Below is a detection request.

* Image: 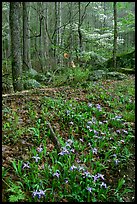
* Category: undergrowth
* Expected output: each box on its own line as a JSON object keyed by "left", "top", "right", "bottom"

{"left": 2, "top": 76, "right": 135, "bottom": 202}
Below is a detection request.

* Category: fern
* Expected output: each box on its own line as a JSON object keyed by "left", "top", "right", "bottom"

{"left": 9, "top": 192, "right": 25, "bottom": 202}
{"left": 7, "top": 183, "right": 25, "bottom": 202}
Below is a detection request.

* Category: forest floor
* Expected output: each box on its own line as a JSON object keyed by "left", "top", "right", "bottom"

{"left": 2, "top": 75, "right": 135, "bottom": 202}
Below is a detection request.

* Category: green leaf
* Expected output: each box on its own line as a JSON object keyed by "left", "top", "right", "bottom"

{"left": 117, "top": 178, "right": 125, "bottom": 191}
{"left": 9, "top": 193, "right": 25, "bottom": 202}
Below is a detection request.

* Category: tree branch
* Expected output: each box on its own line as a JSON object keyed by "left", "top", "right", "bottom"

{"left": 47, "top": 122, "right": 61, "bottom": 153}
{"left": 81, "top": 2, "right": 90, "bottom": 25}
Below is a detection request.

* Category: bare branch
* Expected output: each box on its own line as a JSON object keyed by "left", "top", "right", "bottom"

{"left": 47, "top": 122, "right": 61, "bottom": 153}
{"left": 81, "top": 2, "right": 90, "bottom": 25}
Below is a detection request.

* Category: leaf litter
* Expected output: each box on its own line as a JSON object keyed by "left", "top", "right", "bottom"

{"left": 2, "top": 76, "right": 135, "bottom": 202}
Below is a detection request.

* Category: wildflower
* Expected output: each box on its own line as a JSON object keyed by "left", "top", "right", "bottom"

{"left": 37, "top": 146, "right": 43, "bottom": 152}
{"left": 122, "top": 129, "right": 128, "bottom": 134}
{"left": 78, "top": 166, "right": 85, "bottom": 172}
{"left": 115, "top": 115, "right": 122, "bottom": 120}
{"left": 69, "top": 121, "right": 74, "bottom": 125}
{"left": 87, "top": 125, "right": 91, "bottom": 129}
{"left": 53, "top": 171, "right": 60, "bottom": 178}
{"left": 93, "top": 174, "right": 98, "bottom": 182}
{"left": 32, "top": 155, "right": 40, "bottom": 162}
{"left": 93, "top": 130, "right": 98, "bottom": 135}
{"left": 58, "top": 151, "right": 65, "bottom": 156}
{"left": 96, "top": 104, "right": 102, "bottom": 111}
{"left": 87, "top": 187, "right": 92, "bottom": 193}
{"left": 88, "top": 103, "right": 92, "bottom": 107}
{"left": 58, "top": 149, "right": 70, "bottom": 156}
{"left": 113, "top": 154, "right": 117, "bottom": 157}
{"left": 83, "top": 171, "right": 91, "bottom": 178}
{"left": 92, "top": 117, "right": 96, "bottom": 123}
{"left": 79, "top": 138, "right": 84, "bottom": 142}
{"left": 116, "top": 114, "right": 121, "bottom": 118}
{"left": 120, "top": 139, "right": 125, "bottom": 144}
{"left": 38, "top": 190, "right": 46, "bottom": 198}
{"left": 101, "top": 131, "right": 106, "bottom": 135}
{"left": 70, "top": 165, "right": 77, "bottom": 171}
{"left": 76, "top": 158, "right": 81, "bottom": 163}
{"left": 66, "top": 110, "right": 70, "bottom": 115}
{"left": 70, "top": 148, "right": 75, "bottom": 153}
{"left": 92, "top": 148, "right": 97, "bottom": 154}
{"left": 116, "top": 129, "right": 121, "bottom": 134}
{"left": 32, "top": 189, "right": 46, "bottom": 199}
{"left": 22, "top": 162, "right": 30, "bottom": 169}
{"left": 32, "top": 190, "right": 39, "bottom": 198}
{"left": 100, "top": 182, "right": 107, "bottom": 188}
{"left": 87, "top": 121, "right": 92, "bottom": 125}
{"left": 93, "top": 136, "right": 102, "bottom": 139}
{"left": 67, "top": 139, "right": 73, "bottom": 145}
{"left": 63, "top": 148, "right": 70, "bottom": 153}
{"left": 114, "top": 159, "right": 120, "bottom": 165}
{"left": 65, "top": 143, "right": 71, "bottom": 148}
{"left": 99, "top": 121, "right": 103, "bottom": 125}
{"left": 64, "top": 178, "right": 69, "bottom": 183}
{"left": 97, "top": 173, "right": 105, "bottom": 180}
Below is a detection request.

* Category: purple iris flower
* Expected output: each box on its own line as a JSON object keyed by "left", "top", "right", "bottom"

{"left": 92, "top": 148, "right": 98, "bottom": 154}
{"left": 32, "top": 154, "right": 40, "bottom": 162}
{"left": 96, "top": 104, "right": 102, "bottom": 111}
{"left": 116, "top": 130, "right": 121, "bottom": 134}
{"left": 70, "top": 165, "right": 77, "bottom": 171}
{"left": 93, "top": 174, "right": 98, "bottom": 182}
{"left": 97, "top": 173, "right": 105, "bottom": 180}
{"left": 100, "top": 182, "right": 107, "bottom": 188}
{"left": 87, "top": 187, "right": 92, "bottom": 193}
{"left": 37, "top": 146, "right": 43, "bottom": 152}
{"left": 32, "top": 189, "right": 46, "bottom": 199}
{"left": 87, "top": 121, "right": 92, "bottom": 125}
{"left": 94, "top": 130, "right": 98, "bottom": 135}
{"left": 88, "top": 103, "right": 93, "bottom": 107}
{"left": 122, "top": 129, "right": 128, "bottom": 134}
{"left": 22, "top": 162, "right": 30, "bottom": 169}
{"left": 114, "top": 159, "right": 120, "bottom": 165}
{"left": 53, "top": 171, "right": 60, "bottom": 178}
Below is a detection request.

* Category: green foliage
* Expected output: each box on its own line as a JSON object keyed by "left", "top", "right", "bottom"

{"left": 24, "top": 79, "right": 41, "bottom": 90}
{"left": 2, "top": 167, "right": 9, "bottom": 179}
{"left": 2, "top": 72, "right": 134, "bottom": 202}
{"left": 7, "top": 182, "right": 25, "bottom": 202}
{"left": 52, "top": 67, "right": 89, "bottom": 86}
{"left": 122, "top": 111, "right": 135, "bottom": 122}
{"left": 11, "top": 160, "right": 23, "bottom": 176}
{"left": 104, "top": 50, "right": 135, "bottom": 69}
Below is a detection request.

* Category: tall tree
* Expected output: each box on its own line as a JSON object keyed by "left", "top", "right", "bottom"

{"left": 78, "top": 2, "right": 82, "bottom": 55}
{"left": 9, "top": 2, "right": 23, "bottom": 92}
{"left": 23, "top": 2, "right": 32, "bottom": 71}
{"left": 113, "top": 2, "right": 117, "bottom": 69}
{"left": 68, "top": 2, "right": 73, "bottom": 62}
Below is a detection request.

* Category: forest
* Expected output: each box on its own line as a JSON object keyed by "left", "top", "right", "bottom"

{"left": 2, "top": 2, "right": 135, "bottom": 202}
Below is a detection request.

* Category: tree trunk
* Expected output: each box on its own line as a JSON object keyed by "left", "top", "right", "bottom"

{"left": 23, "top": 2, "right": 31, "bottom": 71}
{"left": 44, "top": 2, "right": 50, "bottom": 70}
{"left": 57, "top": 2, "right": 62, "bottom": 66}
{"left": 69, "top": 2, "right": 73, "bottom": 62}
{"left": 9, "top": 2, "right": 23, "bottom": 92}
{"left": 113, "top": 2, "right": 117, "bottom": 69}
{"left": 78, "top": 2, "right": 82, "bottom": 66}
{"left": 39, "top": 2, "right": 46, "bottom": 72}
